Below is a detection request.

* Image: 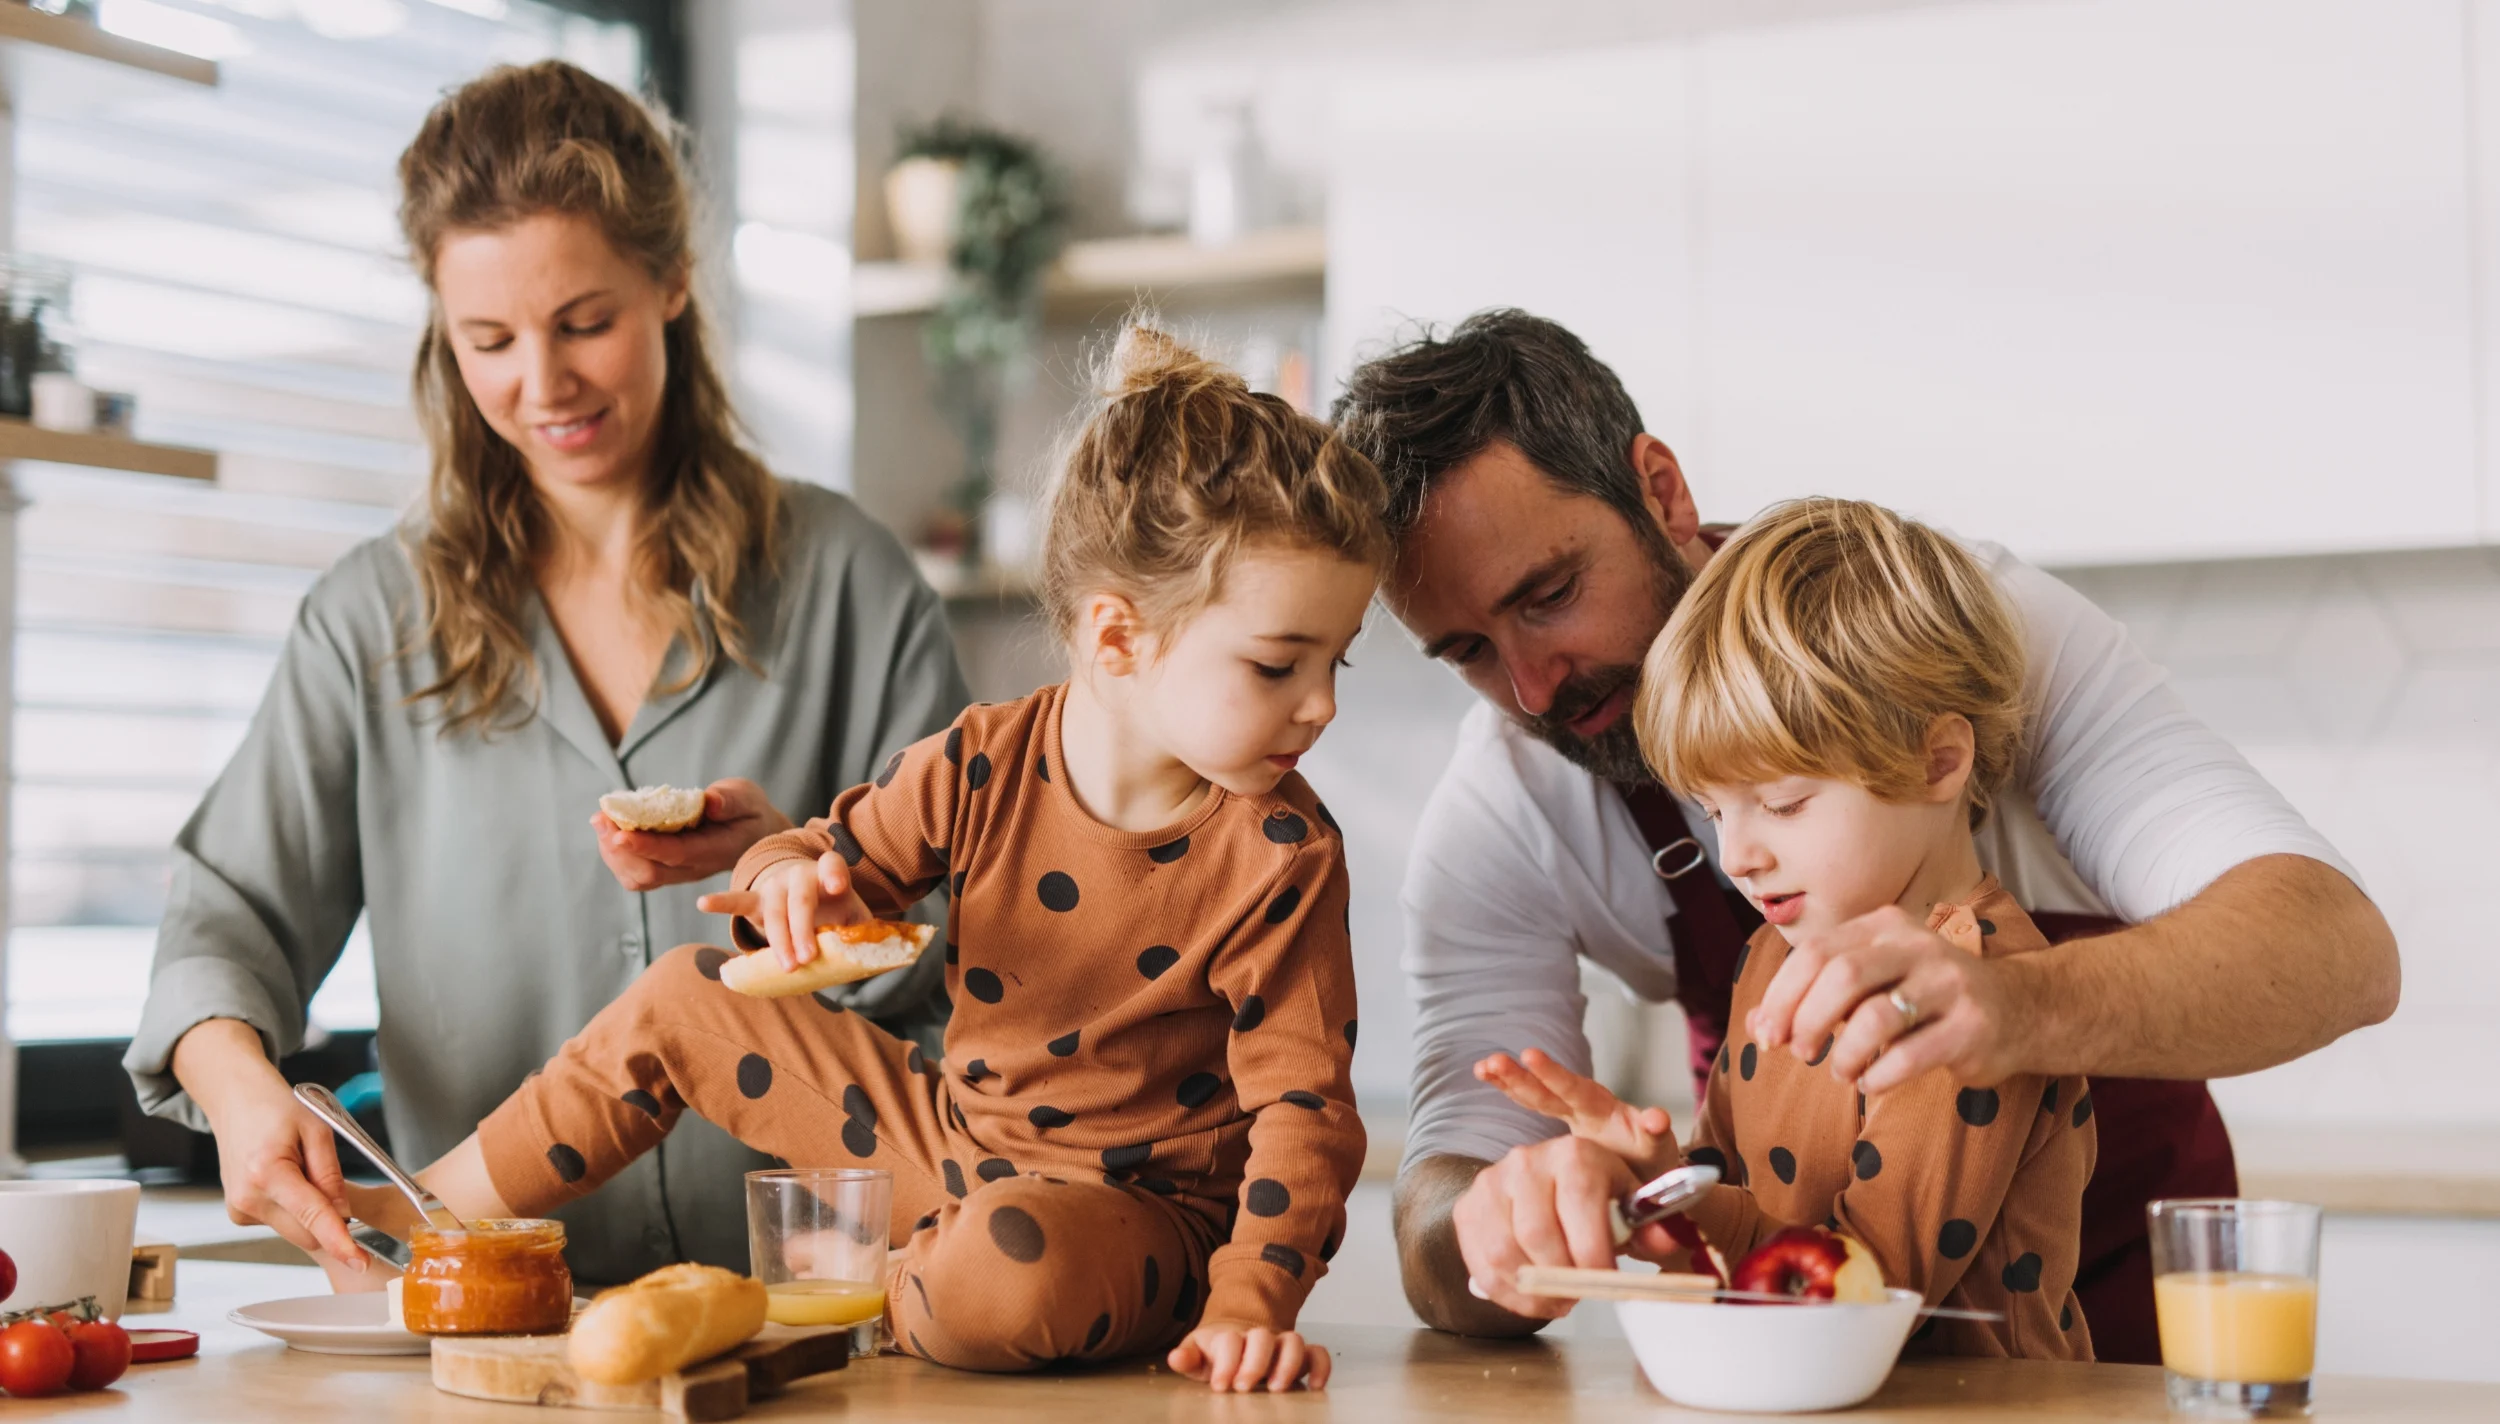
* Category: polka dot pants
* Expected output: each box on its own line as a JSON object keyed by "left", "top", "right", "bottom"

{"left": 477, "top": 944, "right": 1226, "bottom": 1371}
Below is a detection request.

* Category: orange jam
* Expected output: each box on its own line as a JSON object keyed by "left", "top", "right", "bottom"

{"left": 402, "top": 1218, "right": 572, "bottom": 1336}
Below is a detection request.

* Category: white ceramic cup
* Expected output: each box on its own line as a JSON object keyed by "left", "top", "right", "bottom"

{"left": 0, "top": 1180, "right": 143, "bottom": 1319}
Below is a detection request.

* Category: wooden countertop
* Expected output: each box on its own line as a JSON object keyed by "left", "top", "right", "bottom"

{"left": 33, "top": 1259, "right": 2496, "bottom": 1420}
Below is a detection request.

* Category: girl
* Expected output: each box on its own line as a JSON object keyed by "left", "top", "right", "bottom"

{"left": 409, "top": 324, "right": 1382, "bottom": 1392}
{"left": 1478, "top": 498, "right": 2095, "bottom": 1360}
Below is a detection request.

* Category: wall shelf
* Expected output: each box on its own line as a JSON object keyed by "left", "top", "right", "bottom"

{"left": 0, "top": 5, "right": 218, "bottom": 87}
{"left": 0, "top": 419, "right": 217, "bottom": 482}
{"left": 855, "top": 226, "right": 1325, "bottom": 321}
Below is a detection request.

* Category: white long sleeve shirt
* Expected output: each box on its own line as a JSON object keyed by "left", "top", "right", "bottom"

{"left": 1399, "top": 542, "right": 2357, "bottom": 1170}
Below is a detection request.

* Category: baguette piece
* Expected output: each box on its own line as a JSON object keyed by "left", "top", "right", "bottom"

{"left": 599, "top": 785, "right": 706, "bottom": 833}
{"left": 567, "top": 1263, "right": 767, "bottom": 1386}
{"left": 720, "top": 920, "right": 936, "bottom": 999}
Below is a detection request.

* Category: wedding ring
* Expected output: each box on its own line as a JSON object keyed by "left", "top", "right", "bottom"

{"left": 1887, "top": 987, "right": 1921, "bottom": 1028}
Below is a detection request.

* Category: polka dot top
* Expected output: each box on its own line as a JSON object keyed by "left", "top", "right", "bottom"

{"left": 1677, "top": 878, "right": 2098, "bottom": 1360}
{"left": 732, "top": 682, "right": 1365, "bottom": 1332}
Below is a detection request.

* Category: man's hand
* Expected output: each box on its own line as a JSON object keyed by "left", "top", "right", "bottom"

{"left": 1748, "top": 904, "right": 2032, "bottom": 1095}
{"left": 1449, "top": 1134, "right": 1641, "bottom": 1320}
{"left": 592, "top": 778, "right": 791, "bottom": 893}
{"left": 1168, "top": 1321, "right": 1330, "bottom": 1392}
{"left": 697, "top": 852, "right": 871, "bottom": 971}
{"left": 1474, "top": 1048, "right": 1681, "bottom": 1179}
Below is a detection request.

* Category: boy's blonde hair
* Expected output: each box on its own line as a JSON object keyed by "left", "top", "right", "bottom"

{"left": 1635, "top": 498, "right": 2026, "bottom": 824}
{"left": 1040, "top": 321, "right": 1391, "bottom": 642}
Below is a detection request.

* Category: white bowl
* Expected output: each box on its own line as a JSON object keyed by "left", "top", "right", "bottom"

{"left": 1616, "top": 1287, "right": 1923, "bottom": 1413}
{"left": 0, "top": 1179, "right": 143, "bottom": 1318}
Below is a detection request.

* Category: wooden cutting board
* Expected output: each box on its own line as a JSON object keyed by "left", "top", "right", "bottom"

{"left": 432, "top": 1324, "right": 851, "bottom": 1421}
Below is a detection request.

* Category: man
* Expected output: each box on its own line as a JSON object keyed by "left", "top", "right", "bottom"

{"left": 1333, "top": 310, "right": 2397, "bottom": 1362}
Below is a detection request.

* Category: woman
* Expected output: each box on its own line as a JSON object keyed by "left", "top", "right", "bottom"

{"left": 121, "top": 61, "right": 967, "bottom": 1286}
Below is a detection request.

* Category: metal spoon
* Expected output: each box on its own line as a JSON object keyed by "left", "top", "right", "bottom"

{"left": 293, "top": 1083, "right": 465, "bottom": 1235}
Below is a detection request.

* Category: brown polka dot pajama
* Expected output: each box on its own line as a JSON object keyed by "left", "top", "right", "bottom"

{"left": 1677, "top": 878, "right": 2097, "bottom": 1360}
{"left": 476, "top": 684, "right": 1365, "bottom": 1371}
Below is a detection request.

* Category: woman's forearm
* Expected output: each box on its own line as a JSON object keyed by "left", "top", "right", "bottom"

{"left": 169, "top": 1016, "right": 283, "bottom": 1121}
{"left": 2009, "top": 853, "right": 2399, "bottom": 1080}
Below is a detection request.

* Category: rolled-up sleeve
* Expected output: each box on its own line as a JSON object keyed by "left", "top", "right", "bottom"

{"left": 123, "top": 592, "right": 365, "bottom": 1129}
{"left": 2000, "top": 552, "right": 2362, "bottom": 920}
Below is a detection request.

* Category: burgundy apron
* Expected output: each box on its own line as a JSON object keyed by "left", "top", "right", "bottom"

{"left": 1618, "top": 782, "right": 2234, "bottom": 1364}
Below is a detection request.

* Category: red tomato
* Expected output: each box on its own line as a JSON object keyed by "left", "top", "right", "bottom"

{"left": 0, "top": 1247, "right": 14, "bottom": 1304}
{"left": 0, "top": 1320, "right": 74, "bottom": 1397}
{"left": 65, "top": 1320, "right": 131, "bottom": 1391}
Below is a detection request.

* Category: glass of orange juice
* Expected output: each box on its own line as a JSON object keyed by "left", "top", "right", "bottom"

{"left": 2149, "top": 1199, "right": 2323, "bottom": 1417}
{"left": 746, "top": 1168, "right": 892, "bottom": 1356}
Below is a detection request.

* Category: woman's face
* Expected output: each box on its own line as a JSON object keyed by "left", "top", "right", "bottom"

{"left": 430, "top": 210, "right": 687, "bottom": 497}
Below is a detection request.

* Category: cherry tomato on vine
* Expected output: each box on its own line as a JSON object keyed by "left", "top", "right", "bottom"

{"left": 65, "top": 1319, "right": 131, "bottom": 1391}
{"left": 0, "top": 1319, "right": 74, "bottom": 1397}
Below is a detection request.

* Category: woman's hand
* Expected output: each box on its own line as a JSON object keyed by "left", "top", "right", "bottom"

{"left": 695, "top": 852, "right": 870, "bottom": 971}
{"left": 1168, "top": 1321, "right": 1331, "bottom": 1392}
{"left": 170, "top": 1019, "right": 366, "bottom": 1273}
{"left": 1473, "top": 1047, "right": 1681, "bottom": 1179}
{"left": 591, "top": 778, "right": 791, "bottom": 892}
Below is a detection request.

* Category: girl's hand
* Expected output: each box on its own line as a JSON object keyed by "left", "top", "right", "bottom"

{"left": 1167, "top": 1321, "right": 1331, "bottom": 1392}
{"left": 591, "top": 778, "right": 792, "bottom": 892}
{"left": 695, "top": 852, "right": 870, "bottom": 971}
{"left": 1474, "top": 1047, "right": 1682, "bottom": 1179}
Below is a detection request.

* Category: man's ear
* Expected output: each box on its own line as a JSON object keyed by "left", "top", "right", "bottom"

{"left": 1081, "top": 590, "right": 1150, "bottom": 677}
{"left": 1629, "top": 434, "right": 1701, "bottom": 550}
{"left": 1922, "top": 714, "right": 1976, "bottom": 804}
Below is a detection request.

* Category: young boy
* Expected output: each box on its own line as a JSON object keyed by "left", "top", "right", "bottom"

{"left": 1479, "top": 497, "right": 2095, "bottom": 1359}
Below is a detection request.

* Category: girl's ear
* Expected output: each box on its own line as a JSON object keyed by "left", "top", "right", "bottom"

{"left": 1081, "top": 590, "right": 1150, "bottom": 677}
{"left": 1922, "top": 714, "right": 1976, "bottom": 804}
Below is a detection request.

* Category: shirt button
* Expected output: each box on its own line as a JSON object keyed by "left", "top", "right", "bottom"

{"left": 643, "top": 1226, "right": 671, "bottom": 1253}
{"left": 621, "top": 931, "right": 643, "bottom": 957}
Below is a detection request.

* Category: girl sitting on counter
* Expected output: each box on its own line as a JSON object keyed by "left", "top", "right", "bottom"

{"left": 1477, "top": 498, "right": 2098, "bottom": 1360}
{"left": 408, "top": 322, "right": 1380, "bottom": 1393}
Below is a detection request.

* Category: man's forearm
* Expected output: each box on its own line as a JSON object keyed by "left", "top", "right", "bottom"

{"left": 1393, "top": 1153, "right": 1547, "bottom": 1338}
{"left": 2012, "top": 854, "right": 2398, "bottom": 1079}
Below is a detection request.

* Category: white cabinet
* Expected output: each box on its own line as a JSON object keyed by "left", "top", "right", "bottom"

{"left": 1325, "top": 44, "right": 1701, "bottom": 454}
{"left": 1695, "top": 0, "right": 2479, "bottom": 563}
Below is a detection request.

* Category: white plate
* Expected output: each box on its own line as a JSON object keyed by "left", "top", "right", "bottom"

{"left": 228, "top": 1293, "right": 429, "bottom": 1356}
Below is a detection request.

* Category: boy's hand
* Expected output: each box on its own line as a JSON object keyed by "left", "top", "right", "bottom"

{"left": 694, "top": 852, "right": 870, "bottom": 971}
{"left": 1474, "top": 1047, "right": 1682, "bottom": 1179}
{"left": 1167, "top": 1321, "right": 1330, "bottom": 1392}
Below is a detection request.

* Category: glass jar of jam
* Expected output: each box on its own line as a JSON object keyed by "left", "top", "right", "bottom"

{"left": 401, "top": 1218, "right": 573, "bottom": 1336}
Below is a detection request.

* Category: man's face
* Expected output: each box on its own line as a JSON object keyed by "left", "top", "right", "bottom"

{"left": 1383, "top": 440, "right": 1690, "bottom": 782}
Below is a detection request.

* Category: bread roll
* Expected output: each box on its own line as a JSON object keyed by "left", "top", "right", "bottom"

{"left": 599, "top": 785, "right": 706, "bottom": 833}
{"left": 567, "top": 1263, "right": 767, "bottom": 1386}
{"left": 720, "top": 920, "right": 935, "bottom": 999}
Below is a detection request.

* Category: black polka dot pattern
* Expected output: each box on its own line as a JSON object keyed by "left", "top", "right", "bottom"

{"left": 1978, "top": 918, "right": 1998, "bottom": 937}
{"left": 988, "top": 1205, "right": 1045, "bottom": 1263}
{"left": 2001, "top": 1252, "right": 2043, "bottom": 1293}
{"left": 951, "top": 870, "right": 967, "bottom": 897}
{"left": 1245, "top": 1179, "right": 1291, "bottom": 1217}
{"left": 1957, "top": 1088, "right": 2001, "bottom": 1127}
{"left": 841, "top": 1084, "right": 878, "bottom": 1159}
{"left": 1136, "top": 945, "right": 1180, "bottom": 979}
{"left": 1260, "top": 1243, "right": 1306, "bottom": 1278}
{"left": 1141, "top": 1178, "right": 1178, "bottom": 1196}
{"left": 1037, "top": 872, "right": 1080, "bottom": 912}
{"left": 942, "top": 1160, "right": 967, "bottom": 1198}
{"left": 944, "top": 727, "right": 963, "bottom": 764}
{"left": 1937, "top": 1218, "right": 1978, "bottom": 1259}
{"left": 942, "top": 941, "right": 960, "bottom": 967}
{"left": 964, "top": 968, "right": 1005, "bottom": 1003}
{"left": 1344, "top": 1020, "right": 1359, "bottom": 1049}
{"left": 1176, "top": 1072, "right": 1223, "bottom": 1109}
{"left": 1232, "top": 996, "right": 1267, "bottom": 1032}
{"left": 905, "top": 1044, "right": 927, "bottom": 1075}
{"left": 815, "top": 989, "right": 850, "bottom": 1013}
{"left": 1851, "top": 1140, "right": 1882, "bottom": 1180}
{"left": 1768, "top": 1146, "right": 1797, "bottom": 1184}
{"left": 1315, "top": 801, "right": 1339, "bottom": 832}
{"left": 693, "top": 948, "right": 729, "bottom": 981}
{"left": 1027, "top": 1105, "right": 1075, "bottom": 1130}
{"left": 1037, "top": 755, "right": 1049, "bottom": 782}
{"left": 963, "top": 1058, "right": 992, "bottom": 1083}
{"left": 1173, "top": 1271, "right": 1198, "bottom": 1321}
{"left": 1281, "top": 1090, "right": 1325, "bottom": 1110}
{"left": 1739, "top": 1043, "right": 1759, "bottom": 1080}
{"left": 1716, "top": 1044, "right": 1730, "bottom": 1076}
{"left": 1733, "top": 941, "right": 1752, "bottom": 980}
{"left": 1807, "top": 1035, "right": 1834, "bottom": 1068}
{"left": 1263, "top": 811, "right": 1308, "bottom": 844}
{"left": 965, "top": 753, "right": 992, "bottom": 790}
{"left": 2060, "top": 1301, "right": 2075, "bottom": 1331}
{"left": 737, "top": 1054, "right": 773, "bottom": 1099}
{"left": 1147, "top": 837, "right": 1190, "bottom": 864}
{"left": 1320, "top": 1229, "right": 1341, "bottom": 1262}
{"left": 1263, "top": 885, "right": 1303, "bottom": 924}
{"left": 547, "top": 1143, "right": 586, "bottom": 1183}
{"left": 621, "top": 1088, "right": 663, "bottom": 1118}
{"left": 1048, "top": 1031, "right": 1080, "bottom": 1057}
{"left": 876, "top": 750, "right": 904, "bottom": 787}
{"left": 828, "top": 822, "right": 863, "bottom": 865}
{"left": 2041, "top": 1081, "right": 2060, "bottom": 1115}
{"left": 975, "top": 1157, "right": 1017, "bottom": 1183}
{"left": 2071, "top": 1091, "right": 2094, "bottom": 1128}
{"left": 914, "top": 1212, "right": 938, "bottom": 1233}
{"left": 1083, "top": 1313, "right": 1110, "bottom": 1351}
{"left": 1102, "top": 1143, "right": 1152, "bottom": 1172}
{"left": 1687, "top": 1145, "right": 1728, "bottom": 1175}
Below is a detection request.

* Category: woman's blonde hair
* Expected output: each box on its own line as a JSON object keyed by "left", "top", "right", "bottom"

{"left": 395, "top": 60, "right": 777, "bottom": 736}
{"left": 1039, "top": 321, "right": 1390, "bottom": 643}
{"left": 1635, "top": 498, "right": 2026, "bottom": 824}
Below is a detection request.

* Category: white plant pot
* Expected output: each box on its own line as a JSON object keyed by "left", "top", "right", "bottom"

{"left": 884, "top": 156, "right": 963, "bottom": 266}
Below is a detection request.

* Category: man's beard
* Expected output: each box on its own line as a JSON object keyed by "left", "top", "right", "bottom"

{"left": 1517, "top": 525, "right": 1692, "bottom": 786}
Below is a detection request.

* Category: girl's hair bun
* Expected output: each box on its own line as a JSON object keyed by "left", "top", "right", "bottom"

{"left": 1102, "top": 320, "right": 1241, "bottom": 403}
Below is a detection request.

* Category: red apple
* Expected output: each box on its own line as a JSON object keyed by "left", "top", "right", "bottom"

{"left": 1729, "top": 1226, "right": 1887, "bottom": 1303}
{"left": 1652, "top": 1213, "right": 1730, "bottom": 1286}
{"left": 0, "top": 1247, "right": 13, "bottom": 1305}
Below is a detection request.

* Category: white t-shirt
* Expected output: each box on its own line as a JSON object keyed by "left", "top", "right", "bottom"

{"left": 1400, "top": 541, "right": 2358, "bottom": 1170}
